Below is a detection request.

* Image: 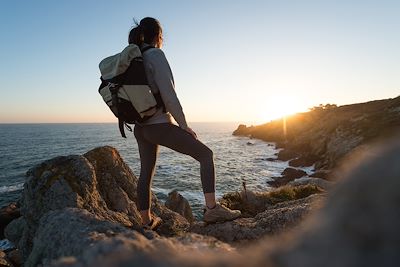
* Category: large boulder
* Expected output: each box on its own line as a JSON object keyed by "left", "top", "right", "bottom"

{"left": 5, "top": 146, "right": 189, "bottom": 263}
{"left": 83, "top": 147, "right": 190, "bottom": 236}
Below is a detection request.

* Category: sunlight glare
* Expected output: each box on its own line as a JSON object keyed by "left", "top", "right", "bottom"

{"left": 257, "top": 94, "right": 307, "bottom": 123}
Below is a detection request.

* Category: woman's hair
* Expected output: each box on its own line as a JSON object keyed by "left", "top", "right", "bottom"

{"left": 129, "top": 17, "right": 163, "bottom": 47}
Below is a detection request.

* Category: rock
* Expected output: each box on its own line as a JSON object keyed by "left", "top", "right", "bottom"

{"left": 0, "top": 203, "right": 20, "bottom": 239}
{"left": 24, "top": 208, "right": 129, "bottom": 267}
{"left": 0, "top": 250, "right": 11, "bottom": 267}
{"left": 83, "top": 147, "right": 190, "bottom": 235}
{"left": 309, "top": 170, "right": 333, "bottom": 180}
{"left": 220, "top": 185, "right": 324, "bottom": 218}
{"left": 267, "top": 179, "right": 288, "bottom": 187}
{"left": 165, "top": 190, "right": 194, "bottom": 223}
{"left": 246, "top": 142, "right": 254, "bottom": 146}
{"left": 30, "top": 209, "right": 232, "bottom": 267}
{"left": 275, "top": 141, "right": 287, "bottom": 149}
{"left": 16, "top": 152, "right": 136, "bottom": 260}
{"left": 281, "top": 168, "right": 307, "bottom": 179}
{"left": 51, "top": 232, "right": 235, "bottom": 267}
{"left": 153, "top": 207, "right": 190, "bottom": 237}
{"left": 4, "top": 217, "right": 25, "bottom": 246}
{"left": 6, "top": 249, "right": 22, "bottom": 267}
{"left": 288, "top": 177, "right": 333, "bottom": 190}
{"left": 10, "top": 146, "right": 189, "bottom": 264}
{"left": 232, "top": 124, "right": 250, "bottom": 136}
{"left": 271, "top": 135, "right": 400, "bottom": 267}
{"left": 268, "top": 168, "right": 307, "bottom": 187}
{"left": 266, "top": 157, "right": 276, "bottom": 161}
{"left": 191, "top": 194, "right": 324, "bottom": 243}
{"left": 288, "top": 154, "right": 319, "bottom": 167}
{"left": 276, "top": 149, "right": 298, "bottom": 161}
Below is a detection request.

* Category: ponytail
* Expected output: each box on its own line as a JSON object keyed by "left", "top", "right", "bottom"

{"left": 128, "top": 17, "right": 162, "bottom": 47}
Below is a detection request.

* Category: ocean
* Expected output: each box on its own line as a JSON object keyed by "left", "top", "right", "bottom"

{"left": 0, "top": 122, "right": 307, "bottom": 218}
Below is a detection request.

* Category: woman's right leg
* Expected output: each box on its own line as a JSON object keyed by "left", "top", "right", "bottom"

{"left": 134, "top": 125, "right": 159, "bottom": 225}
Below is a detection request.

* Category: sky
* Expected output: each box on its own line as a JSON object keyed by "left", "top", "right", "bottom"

{"left": 0, "top": 0, "right": 399, "bottom": 124}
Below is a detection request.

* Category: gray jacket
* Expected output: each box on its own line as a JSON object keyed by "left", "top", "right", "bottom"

{"left": 141, "top": 45, "right": 188, "bottom": 129}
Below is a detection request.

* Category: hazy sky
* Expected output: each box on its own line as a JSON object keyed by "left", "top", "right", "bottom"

{"left": 1, "top": 0, "right": 399, "bottom": 124}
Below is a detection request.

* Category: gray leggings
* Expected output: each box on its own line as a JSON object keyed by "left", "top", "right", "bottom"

{"left": 134, "top": 123, "right": 215, "bottom": 211}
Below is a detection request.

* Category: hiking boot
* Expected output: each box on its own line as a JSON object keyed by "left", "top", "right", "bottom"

{"left": 142, "top": 216, "right": 162, "bottom": 231}
{"left": 203, "top": 203, "right": 241, "bottom": 223}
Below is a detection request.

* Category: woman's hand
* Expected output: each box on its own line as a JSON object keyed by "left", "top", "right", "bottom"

{"left": 185, "top": 127, "right": 197, "bottom": 139}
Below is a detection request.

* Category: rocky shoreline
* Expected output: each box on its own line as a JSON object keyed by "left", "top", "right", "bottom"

{"left": 1, "top": 95, "right": 400, "bottom": 266}
{"left": 233, "top": 96, "right": 400, "bottom": 187}
{"left": 0, "top": 146, "right": 329, "bottom": 267}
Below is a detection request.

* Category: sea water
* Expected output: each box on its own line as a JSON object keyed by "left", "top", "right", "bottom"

{"left": 0, "top": 122, "right": 294, "bottom": 217}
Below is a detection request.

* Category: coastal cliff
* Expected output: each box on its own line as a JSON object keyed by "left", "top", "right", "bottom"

{"left": 1, "top": 139, "right": 400, "bottom": 266}
{"left": 233, "top": 96, "right": 400, "bottom": 174}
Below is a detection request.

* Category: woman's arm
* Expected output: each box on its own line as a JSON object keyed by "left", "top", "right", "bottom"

{"left": 150, "top": 49, "right": 189, "bottom": 130}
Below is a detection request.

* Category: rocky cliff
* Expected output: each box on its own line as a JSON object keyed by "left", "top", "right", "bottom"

{"left": 1, "top": 146, "right": 326, "bottom": 267}
{"left": 233, "top": 96, "right": 400, "bottom": 173}
{"left": 1, "top": 137, "right": 400, "bottom": 266}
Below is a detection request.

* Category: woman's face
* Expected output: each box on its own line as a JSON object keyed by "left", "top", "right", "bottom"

{"left": 155, "top": 32, "right": 163, "bottom": 48}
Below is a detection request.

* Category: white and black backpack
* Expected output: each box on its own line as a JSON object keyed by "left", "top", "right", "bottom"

{"left": 98, "top": 44, "right": 165, "bottom": 137}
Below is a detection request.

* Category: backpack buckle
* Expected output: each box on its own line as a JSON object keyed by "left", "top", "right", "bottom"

{"left": 108, "top": 82, "right": 121, "bottom": 93}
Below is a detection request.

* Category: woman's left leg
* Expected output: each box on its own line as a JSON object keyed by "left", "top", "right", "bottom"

{"left": 141, "top": 123, "right": 216, "bottom": 206}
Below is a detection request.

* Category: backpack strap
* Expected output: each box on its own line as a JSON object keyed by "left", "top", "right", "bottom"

{"left": 109, "top": 83, "right": 131, "bottom": 138}
{"left": 118, "top": 119, "right": 126, "bottom": 138}
{"left": 140, "top": 45, "right": 167, "bottom": 113}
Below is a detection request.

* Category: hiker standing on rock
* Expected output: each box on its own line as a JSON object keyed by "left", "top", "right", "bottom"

{"left": 129, "top": 17, "right": 241, "bottom": 229}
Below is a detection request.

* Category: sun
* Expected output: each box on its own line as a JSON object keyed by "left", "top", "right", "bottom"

{"left": 257, "top": 94, "right": 307, "bottom": 122}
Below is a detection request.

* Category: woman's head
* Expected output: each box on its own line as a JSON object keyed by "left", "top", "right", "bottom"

{"left": 129, "top": 17, "right": 163, "bottom": 48}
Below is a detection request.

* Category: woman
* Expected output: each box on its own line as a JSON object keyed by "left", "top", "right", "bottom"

{"left": 129, "top": 17, "right": 241, "bottom": 230}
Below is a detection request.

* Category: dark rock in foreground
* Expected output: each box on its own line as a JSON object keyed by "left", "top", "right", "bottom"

{"left": 0, "top": 203, "right": 20, "bottom": 239}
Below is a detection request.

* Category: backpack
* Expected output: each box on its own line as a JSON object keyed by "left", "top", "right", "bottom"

{"left": 98, "top": 44, "right": 165, "bottom": 138}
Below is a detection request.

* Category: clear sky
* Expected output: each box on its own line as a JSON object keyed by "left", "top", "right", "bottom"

{"left": 1, "top": 0, "right": 399, "bottom": 124}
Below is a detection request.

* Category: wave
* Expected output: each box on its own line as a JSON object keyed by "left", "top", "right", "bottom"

{"left": 0, "top": 239, "right": 15, "bottom": 251}
{"left": 0, "top": 183, "right": 24, "bottom": 194}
